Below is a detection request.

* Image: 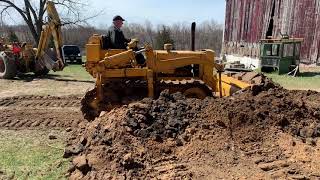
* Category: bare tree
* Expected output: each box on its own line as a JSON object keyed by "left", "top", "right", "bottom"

{"left": 1, "top": 17, "right": 223, "bottom": 53}
{"left": 144, "top": 20, "right": 154, "bottom": 47}
{"left": 0, "top": 0, "right": 100, "bottom": 44}
{"left": 117, "top": 20, "right": 224, "bottom": 53}
{"left": 62, "top": 26, "right": 96, "bottom": 48}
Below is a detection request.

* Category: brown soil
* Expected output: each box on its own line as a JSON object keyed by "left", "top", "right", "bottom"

{"left": 1, "top": 72, "right": 320, "bottom": 179}
{"left": 0, "top": 95, "right": 86, "bottom": 129}
{"left": 66, "top": 83, "right": 320, "bottom": 179}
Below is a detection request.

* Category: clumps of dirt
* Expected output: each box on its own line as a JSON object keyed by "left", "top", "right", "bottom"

{"left": 65, "top": 81, "right": 320, "bottom": 179}
{"left": 215, "top": 88, "right": 320, "bottom": 135}
{"left": 124, "top": 90, "right": 200, "bottom": 140}
{"left": 232, "top": 72, "right": 280, "bottom": 96}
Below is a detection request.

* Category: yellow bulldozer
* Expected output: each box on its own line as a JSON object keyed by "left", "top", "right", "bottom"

{"left": 0, "top": 1, "right": 64, "bottom": 79}
{"left": 81, "top": 24, "right": 259, "bottom": 121}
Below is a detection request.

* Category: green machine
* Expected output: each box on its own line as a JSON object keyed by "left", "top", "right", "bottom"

{"left": 260, "top": 36, "right": 303, "bottom": 75}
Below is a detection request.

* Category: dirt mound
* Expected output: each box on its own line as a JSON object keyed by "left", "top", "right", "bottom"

{"left": 66, "top": 84, "right": 320, "bottom": 179}
{"left": 0, "top": 95, "right": 86, "bottom": 129}
{"left": 124, "top": 91, "right": 199, "bottom": 139}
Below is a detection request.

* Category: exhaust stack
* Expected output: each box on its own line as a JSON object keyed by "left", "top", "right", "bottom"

{"left": 191, "top": 22, "right": 196, "bottom": 51}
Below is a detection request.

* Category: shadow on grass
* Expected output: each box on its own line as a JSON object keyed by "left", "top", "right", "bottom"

{"left": 15, "top": 73, "right": 94, "bottom": 83}
{"left": 299, "top": 71, "right": 320, "bottom": 77}
{"left": 262, "top": 71, "right": 320, "bottom": 78}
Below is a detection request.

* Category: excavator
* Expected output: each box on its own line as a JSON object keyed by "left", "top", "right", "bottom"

{"left": 0, "top": 1, "right": 64, "bottom": 79}
{"left": 81, "top": 23, "right": 262, "bottom": 121}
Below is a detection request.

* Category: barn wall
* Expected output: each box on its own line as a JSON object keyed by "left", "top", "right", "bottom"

{"left": 223, "top": 0, "right": 320, "bottom": 63}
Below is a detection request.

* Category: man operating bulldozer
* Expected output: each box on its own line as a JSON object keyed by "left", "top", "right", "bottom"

{"left": 103, "top": 15, "right": 131, "bottom": 49}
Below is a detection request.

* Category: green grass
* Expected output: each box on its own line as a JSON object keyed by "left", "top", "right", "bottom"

{"left": 262, "top": 67, "right": 320, "bottom": 91}
{"left": 0, "top": 130, "right": 69, "bottom": 180}
{"left": 48, "top": 56, "right": 93, "bottom": 82}
{"left": 50, "top": 64, "right": 93, "bottom": 81}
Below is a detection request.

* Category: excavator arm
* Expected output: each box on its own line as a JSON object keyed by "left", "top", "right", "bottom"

{"left": 35, "top": 1, "right": 64, "bottom": 71}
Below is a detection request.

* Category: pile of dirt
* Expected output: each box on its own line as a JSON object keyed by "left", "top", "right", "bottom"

{"left": 65, "top": 81, "right": 320, "bottom": 179}
{"left": 124, "top": 91, "right": 199, "bottom": 139}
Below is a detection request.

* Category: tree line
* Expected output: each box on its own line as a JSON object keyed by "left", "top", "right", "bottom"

{"left": 0, "top": 1, "right": 222, "bottom": 54}
{"left": 0, "top": 20, "right": 223, "bottom": 55}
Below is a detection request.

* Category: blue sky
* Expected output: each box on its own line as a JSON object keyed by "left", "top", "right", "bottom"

{"left": 1, "top": 0, "right": 226, "bottom": 27}
{"left": 88, "top": 0, "right": 226, "bottom": 27}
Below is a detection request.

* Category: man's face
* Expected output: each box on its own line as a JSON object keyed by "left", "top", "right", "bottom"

{"left": 114, "top": 20, "right": 124, "bottom": 28}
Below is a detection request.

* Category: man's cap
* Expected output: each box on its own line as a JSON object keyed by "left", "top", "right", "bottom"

{"left": 113, "top": 15, "right": 125, "bottom": 21}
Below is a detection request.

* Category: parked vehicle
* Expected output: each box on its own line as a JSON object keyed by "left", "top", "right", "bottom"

{"left": 62, "top": 45, "right": 82, "bottom": 64}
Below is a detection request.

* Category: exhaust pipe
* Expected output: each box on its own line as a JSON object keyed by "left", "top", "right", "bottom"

{"left": 191, "top": 22, "right": 199, "bottom": 76}
{"left": 191, "top": 22, "right": 196, "bottom": 51}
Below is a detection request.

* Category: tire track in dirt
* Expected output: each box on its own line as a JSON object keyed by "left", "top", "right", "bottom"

{"left": 0, "top": 95, "right": 86, "bottom": 129}
{"left": 0, "top": 95, "right": 81, "bottom": 109}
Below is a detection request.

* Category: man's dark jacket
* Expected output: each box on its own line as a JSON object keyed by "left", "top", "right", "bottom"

{"left": 105, "top": 25, "right": 130, "bottom": 49}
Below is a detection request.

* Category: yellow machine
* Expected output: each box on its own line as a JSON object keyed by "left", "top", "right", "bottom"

{"left": 0, "top": 1, "right": 64, "bottom": 79}
{"left": 82, "top": 34, "right": 254, "bottom": 121}
{"left": 35, "top": 1, "right": 64, "bottom": 72}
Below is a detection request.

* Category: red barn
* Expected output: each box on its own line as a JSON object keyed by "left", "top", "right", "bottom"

{"left": 223, "top": 0, "right": 320, "bottom": 64}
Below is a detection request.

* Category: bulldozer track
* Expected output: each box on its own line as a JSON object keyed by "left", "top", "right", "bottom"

{"left": 81, "top": 78, "right": 212, "bottom": 121}
{"left": 81, "top": 79, "right": 148, "bottom": 121}
{"left": 0, "top": 95, "right": 85, "bottom": 129}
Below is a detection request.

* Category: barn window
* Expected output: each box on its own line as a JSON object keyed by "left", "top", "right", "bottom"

{"left": 283, "top": 44, "right": 294, "bottom": 57}
{"left": 264, "top": 44, "right": 280, "bottom": 56}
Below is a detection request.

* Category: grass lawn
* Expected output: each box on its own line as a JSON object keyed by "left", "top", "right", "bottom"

{"left": 263, "top": 67, "right": 320, "bottom": 91}
{"left": 48, "top": 56, "right": 93, "bottom": 81}
{"left": 0, "top": 130, "right": 69, "bottom": 180}
{"left": 50, "top": 64, "right": 93, "bottom": 81}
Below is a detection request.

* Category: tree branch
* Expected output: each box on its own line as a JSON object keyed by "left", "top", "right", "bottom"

{"left": 39, "top": 0, "right": 47, "bottom": 19}
{"left": 0, "top": 0, "right": 103, "bottom": 44}
{"left": 0, "top": 0, "right": 28, "bottom": 23}
{"left": 23, "top": 0, "right": 39, "bottom": 41}
{"left": 61, "top": 9, "right": 103, "bottom": 26}
{"left": 25, "top": 0, "right": 38, "bottom": 21}
{"left": 0, "top": 5, "right": 11, "bottom": 24}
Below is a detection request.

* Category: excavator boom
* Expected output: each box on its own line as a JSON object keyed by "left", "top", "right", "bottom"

{"left": 36, "top": 1, "right": 64, "bottom": 71}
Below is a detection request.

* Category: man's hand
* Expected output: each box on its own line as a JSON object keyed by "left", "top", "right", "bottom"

{"left": 127, "top": 38, "right": 139, "bottom": 49}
